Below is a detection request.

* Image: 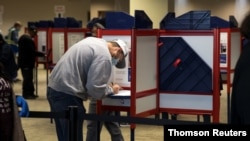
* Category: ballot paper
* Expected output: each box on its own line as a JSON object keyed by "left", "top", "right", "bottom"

{"left": 109, "top": 90, "right": 131, "bottom": 99}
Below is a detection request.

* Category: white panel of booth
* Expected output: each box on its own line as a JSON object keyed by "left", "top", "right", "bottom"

{"left": 37, "top": 30, "right": 47, "bottom": 62}
{"left": 136, "top": 94, "right": 157, "bottom": 114}
{"left": 101, "top": 32, "right": 158, "bottom": 115}
{"left": 136, "top": 36, "right": 157, "bottom": 92}
{"left": 135, "top": 35, "right": 158, "bottom": 113}
{"left": 37, "top": 31, "right": 47, "bottom": 52}
{"left": 67, "top": 32, "right": 85, "bottom": 48}
{"left": 160, "top": 93, "right": 212, "bottom": 110}
{"left": 220, "top": 32, "right": 228, "bottom": 68}
{"left": 230, "top": 32, "right": 241, "bottom": 82}
{"left": 52, "top": 32, "right": 65, "bottom": 64}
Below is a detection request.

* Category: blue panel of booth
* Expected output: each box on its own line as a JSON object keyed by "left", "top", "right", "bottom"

{"left": 105, "top": 11, "right": 134, "bottom": 29}
{"left": 134, "top": 10, "right": 153, "bottom": 29}
{"left": 54, "top": 17, "right": 67, "bottom": 28}
{"left": 66, "top": 17, "right": 82, "bottom": 28}
{"left": 211, "top": 16, "right": 238, "bottom": 28}
{"left": 160, "top": 10, "right": 211, "bottom": 30}
{"left": 159, "top": 37, "right": 212, "bottom": 93}
{"left": 38, "top": 20, "right": 54, "bottom": 28}
{"left": 160, "top": 10, "right": 238, "bottom": 30}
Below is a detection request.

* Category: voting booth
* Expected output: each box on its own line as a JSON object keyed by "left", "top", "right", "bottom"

{"left": 218, "top": 28, "right": 241, "bottom": 122}
{"left": 35, "top": 28, "right": 89, "bottom": 67}
{"left": 97, "top": 29, "right": 159, "bottom": 131}
{"left": 158, "top": 29, "right": 221, "bottom": 123}
{"left": 158, "top": 10, "right": 241, "bottom": 123}
{"left": 44, "top": 28, "right": 88, "bottom": 66}
{"left": 35, "top": 28, "right": 89, "bottom": 85}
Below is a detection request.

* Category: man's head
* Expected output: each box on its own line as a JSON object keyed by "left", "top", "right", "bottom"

{"left": 28, "top": 26, "right": 38, "bottom": 37}
{"left": 108, "top": 39, "right": 129, "bottom": 68}
{"left": 14, "top": 21, "right": 22, "bottom": 31}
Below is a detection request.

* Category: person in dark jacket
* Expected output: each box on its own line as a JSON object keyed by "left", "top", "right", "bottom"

{"left": 0, "top": 33, "right": 18, "bottom": 82}
{"left": 0, "top": 62, "right": 25, "bottom": 141}
{"left": 231, "top": 11, "right": 250, "bottom": 124}
{"left": 18, "top": 26, "right": 44, "bottom": 99}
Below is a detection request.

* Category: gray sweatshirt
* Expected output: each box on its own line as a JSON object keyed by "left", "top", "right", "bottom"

{"left": 48, "top": 37, "right": 113, "bottom": 100}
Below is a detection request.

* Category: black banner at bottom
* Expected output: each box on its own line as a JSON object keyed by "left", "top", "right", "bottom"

{"left": 164, "top": 124, "right": 250, "bottom": 137}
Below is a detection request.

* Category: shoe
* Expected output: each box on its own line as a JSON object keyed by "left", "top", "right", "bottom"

{"left": 119, "top": 122, "right": 130, "bottom": 127}
{"left": 171, "top": 114, "right": 178, "bottom": 120}
{"left": 13, "top": 78, "right": 21, "bottom": 83}
{"left": 23, "top": 95, "right": 38, "bottom": 99}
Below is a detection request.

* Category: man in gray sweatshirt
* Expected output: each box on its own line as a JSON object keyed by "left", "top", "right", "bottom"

{"left": 47, "top": 37, "right": 128, "bottom": 141}
{"left": 85, "top": 22, "right": 125, "bottom": 141}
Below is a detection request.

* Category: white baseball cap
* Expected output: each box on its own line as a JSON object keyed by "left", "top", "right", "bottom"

{"left": 112, "top": 39, "right": 129, "bottom": 68}
{"left": 113, "top": 39, "right": 128, "bottom": 57}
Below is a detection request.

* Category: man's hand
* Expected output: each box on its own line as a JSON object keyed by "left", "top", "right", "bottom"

{"left": 111, "top": 83, "right": 122, "bottom": 94}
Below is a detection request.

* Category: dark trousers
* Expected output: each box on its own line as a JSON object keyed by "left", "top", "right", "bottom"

{"left": 0, "top": 115, "right": 13, "bottom": 141}
{"left": 21, "top": 67, "right": 35, "bottom": 96}
{"left": 47, "top": 87, "right": 86, "bottom": 141}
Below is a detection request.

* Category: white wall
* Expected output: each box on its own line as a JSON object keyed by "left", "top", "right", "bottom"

{"left": 130, "top": 0, "right": 168, "bottom": 28}
{"left": 0, "top": 0, "right": 90, "bottom": 35}
{"left": 173, "top": 0, "right": 250, "bottom": 26}
{"left": 1, "top": 0, "right": 250, "bottom": 36}
{"left": 90, "top": 0, "right": 115, "bottom": 18}
{"left": 90, "top": 0, "right": 129, "bottom": 18}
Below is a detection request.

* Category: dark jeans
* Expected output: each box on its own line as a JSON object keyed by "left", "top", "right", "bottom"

{"left": 47, "top": 87, "right": 86, "bottom": 141}
{"left": 21, "top": 67, "right": 34, "bottom": 97}
{"left": 0, "top": 115, "right": 13, "bottom": 141}
{"left": 10, "top": 44, "right": 18, "bottom": 54}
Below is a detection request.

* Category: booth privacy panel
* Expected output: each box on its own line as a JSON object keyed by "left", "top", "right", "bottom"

{"left": 136, "top": 36, "right": 157, "bottom": 92}
{"left": 159, "top": 37, "right": 212, "bottom": 93}
{"left": 160, "top": 93, "right": 213, "bottom": 110}
{"left": 52, "top": 32, "right": 65, "bottom": 64}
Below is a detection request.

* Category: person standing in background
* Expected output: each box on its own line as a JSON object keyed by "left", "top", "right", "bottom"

{"left": 18, "top": 26, "right": 45, "bottom": 99}
{"left": 5, "top": 21, "right": 22, "bottom": 82}
{"left": 6, "top": 21, "right": 22, "bottom": 55}
{"left": 231, "top": 11, "right": 250, "bottom": 124}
